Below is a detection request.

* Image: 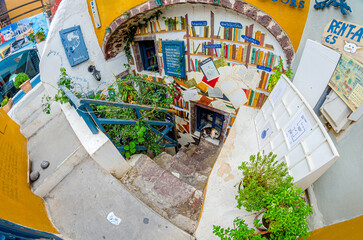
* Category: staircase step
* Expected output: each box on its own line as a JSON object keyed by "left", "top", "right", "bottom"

{"left": 174, "top": 150, "right": 212, "bottom": 176}
{"left": 191, "top": 139, "right": 222, "bottom": 167}
{"left": 121, "top": 154, "right": 203, "bottom": 234}
{"left": 154, "top": 152, "right": 208, "bottom": 190}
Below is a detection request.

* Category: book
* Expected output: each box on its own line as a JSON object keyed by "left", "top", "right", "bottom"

{"left": 253, "top": 92, "right": 260, "bottom": 107}
{"left": 251, "top": 48, "right": 256, "bottom": 64}
{"left": 260, "top": 33, "right": 265, "bottom": 46}
{"left": 258, "top": 50, "right": 264, "bottom": 66}
{"left": 228, "top": 27, "right": 232, "bottom": 40}
{"left": 255, "top": 31, "right": 261, "bottom": 42}
{"left": 248, "top": 90, "right": 255, "bottom": 106}
{"left": 258, "top": 71, "right": 265, "bottom": 89}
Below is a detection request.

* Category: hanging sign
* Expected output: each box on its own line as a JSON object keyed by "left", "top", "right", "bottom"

{"left": 322, "top": 19, "right": 363, "bottom": 63}
{"left": 191, "top": 21, "right": 207, "bottom": 27}
{"left": 220, "top": 22, "right": 242, "bottom": 29}
{"left": 162, "top": 40, "right": 186, "bottom": 79}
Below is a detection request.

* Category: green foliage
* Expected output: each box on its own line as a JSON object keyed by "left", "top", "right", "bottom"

{"left": 236, "top": 152, "right": 292, "bottom": 212}
{"left": 121, "top": 122, "right": 146, "bottom": 159}
{"left": 41, "top": 68, "right": 74, "bottom": 114}
{"left": 91, "top": 73, "right": 177, "bottom": 158}
{"left": 14, "top": 73, "right": 29, "bottom": 89}
{"left": 29, "top": 28, "right": 46, "bottom": 43}
{"left": 213, "top": 217, "right": 264, "bottom": 240}
{"left": 268, "top": 59, "right": 293, "bottom": 92}
{"left": 232, "top": 151, "right": 312, "bottom": 240}
{"left": 1, "top": 96, "right": 9, "bottom": 107}
{"left": 261, "top": 185, "right": 313, "bottom": 240}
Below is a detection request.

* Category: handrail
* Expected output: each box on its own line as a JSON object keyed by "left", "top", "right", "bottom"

{"left": 80, "top": 99, "right": 177, "bottom": 114}
{"left": 0, "top": 0, "right": 45, "bottom": 24}
{"left": 60, "top": 85, "right": 179, "bottom": 154}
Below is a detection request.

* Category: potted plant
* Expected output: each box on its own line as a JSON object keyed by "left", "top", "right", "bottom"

{"left": 1, "top": 96, "right": 13, "bottom": 112}
{"left": 14, "top": 73, "right": 32, "bottom": 93}
{"left": 254, "top": 184, "right": 313, "bottom": 239}
{"left": 29, "top": 28, "right": 46, "bottom": 43}
{"left": 236, "top": 152, "right": 293, "bottom": 212}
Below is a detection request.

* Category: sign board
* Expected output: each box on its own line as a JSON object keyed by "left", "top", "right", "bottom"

{"left": 59, "top": 25, "right": 89, "bottom": 67}
{"left": 329, "top": 54, "right": 363, "bottom": 112}
{"left": 220, "top": 21, "right": 242, "bottom": 29}
{"left": 162, "top": 40, "right": 186, "bottom": 79}
{"left": 322, "top": 19, "right": 363, "bottom": 63}
{"left": 191, "top": 21, "right": 207, "bottom": 26}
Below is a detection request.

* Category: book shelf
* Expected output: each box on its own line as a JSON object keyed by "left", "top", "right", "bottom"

{"left": 184, "top": 36, "right": 274, "bottom": 51}
{"left": 183, "top": 11, "right": 280, "bottom": 109}
{"left": 135, "top": 29, "right": 186, "bottom": 37}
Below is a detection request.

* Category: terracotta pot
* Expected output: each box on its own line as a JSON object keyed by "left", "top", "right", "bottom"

{"left": 20, "top": 80, "right": 32, "bottom": 93}
{"left": 2, "top": 98, "right": 13, "bottom": 113}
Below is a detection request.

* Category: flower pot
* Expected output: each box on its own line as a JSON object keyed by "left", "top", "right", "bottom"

{"left": 2, "top": 98, "right": 13, "bottom": 113}
{"left": 20, "top": 80, "right": 32, "bottom": 93}
{"left": 255, "top": 211, "right": 269, "bottom": 231}
{"left": 35, "top": 34, "right": 45, "bottom": 44}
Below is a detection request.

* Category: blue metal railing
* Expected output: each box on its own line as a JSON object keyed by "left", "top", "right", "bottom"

{"left": 60, "top": 85, "right": 179, "bottom": 153}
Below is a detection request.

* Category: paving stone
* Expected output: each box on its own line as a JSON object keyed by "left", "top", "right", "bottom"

{"left": 174, "top": 150, "right": 212, "bottom": 176}
{"left": 155, "top": 152, "right": 208, "bottom": 190}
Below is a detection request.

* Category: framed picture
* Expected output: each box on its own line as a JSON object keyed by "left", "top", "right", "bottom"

{"left": 59, "top": 25, "right": 89, "bottom": 67}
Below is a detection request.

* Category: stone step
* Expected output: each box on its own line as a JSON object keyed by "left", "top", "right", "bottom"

{"left": 191, "top": 139, "right": 222, "bottom": 168}
{"left": 180, "top": 143, "right": 198, "bottom": 157}
{"left": 154, "top": 152, "right": 208, "bottom": 190}
{"left": 174, "top": 150, "right": 212, "bottom": 176}
{"left": 121, "top": 154, "right": 203, "bottom": 234}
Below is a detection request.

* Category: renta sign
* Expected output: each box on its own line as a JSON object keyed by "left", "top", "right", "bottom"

{"left": 271, "top": 0, "right": 305, "bottom": 8}
{"left": 322, "top": 19, "right": 363, "bottom": 63}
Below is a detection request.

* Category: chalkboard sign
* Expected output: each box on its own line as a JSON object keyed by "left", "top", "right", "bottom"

{"left": 162, "top": 41, "right": 186, "bottom": 79}
{"left": 59, "top": 25, "right": 89, "bottom": 67}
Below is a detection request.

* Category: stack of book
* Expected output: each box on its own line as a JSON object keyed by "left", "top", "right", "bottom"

{"left": 189, "top": 26, "right": 211, "bottom": 38}
{"left": 243, "top": 89, "right": 268, "bottom": 108}
{"left": 165, "top": 16, "right": 186, "bottom": 31}
{"left": 136, "top": 20, "right": 162, "bottom": 35}
{"left": 257, "top": 71, "right": 271, "bottom": 91}
{"left": 216, "top": 27, "right": 242, "bottom": 42}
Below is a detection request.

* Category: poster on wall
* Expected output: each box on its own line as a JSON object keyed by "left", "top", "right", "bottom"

{"left": 162, "top": 40, "right": 186, "bottom": 79}
{"left": 59, "top": 25, "right": 89, "bottom": 67}
{"left": 329, "top": 54, "right": 363, "bottom": 112}
{"left": 322, "top": 19, "right": 363, "bottom": 63}
{"left": 0, "top": 12, "right": 49, "bottom": 59}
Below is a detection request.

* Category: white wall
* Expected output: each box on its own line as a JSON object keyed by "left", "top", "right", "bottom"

{"left": 40, "top": 0, "right": 128, "bottom": 96}
{"left": 291, "top": 1, "right": 363, "bottom": 227}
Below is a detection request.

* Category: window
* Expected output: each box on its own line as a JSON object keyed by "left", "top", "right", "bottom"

{"left": 139, "top": 40, "right": 158, "bottom": 71}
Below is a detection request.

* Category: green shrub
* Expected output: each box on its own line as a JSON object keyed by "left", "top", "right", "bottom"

{"left": 14, "top": 73, "right": 29, "bottom": 89}
{"left": 236, "top": 152, "right": 293, "bottom": 212}
{"left": 213, "top": 217, "right": 264, "bottom": 240}
{"left": 1, "top": 96, "right": 9, "bottom": 107}
{"left": 258, "top": 185, "right": 313, "bottom": 240}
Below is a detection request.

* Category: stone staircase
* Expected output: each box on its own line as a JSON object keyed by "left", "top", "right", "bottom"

{"left": 120, "top": 140, "right": 221, "bottom": 234}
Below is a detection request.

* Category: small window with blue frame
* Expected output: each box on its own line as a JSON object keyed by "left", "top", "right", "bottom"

{"left": 139, "top": 40, "right": 158, "bottom": 72}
